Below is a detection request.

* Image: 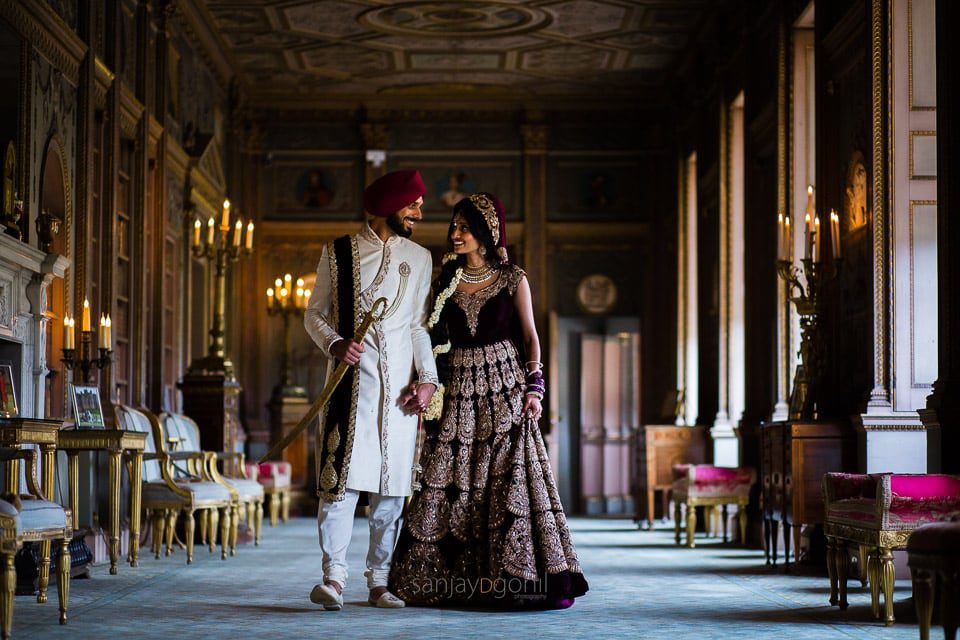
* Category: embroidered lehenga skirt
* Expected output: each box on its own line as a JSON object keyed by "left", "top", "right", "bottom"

{"left": 389, "top": 338, "right": 588, "bottom": 608}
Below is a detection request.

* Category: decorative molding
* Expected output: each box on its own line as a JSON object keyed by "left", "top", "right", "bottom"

{"left": 172, "top": 0, "right": 237, "bottom": 93}
{"left": 93, "top": 57, "right": 114, "bottom": 109}
{"left": 521, "top": 124, "right": 548, "bottom": 153}
{"left": 0, "top": 0, "right": 86, "bottom": 84}
{"left": 908, "top": 130, "right": 937, "bottom": 179}
{"left": 119, "top": 83, "right": 144, "bottom": 140}
{"left": 868, "top": 0, "right": 890, "bottom": 408}
{"left": 907, "top": 0, "right": 936, "bottom": 111}
{"left": 908, "top": 199, "right": 937, "bottom": 389}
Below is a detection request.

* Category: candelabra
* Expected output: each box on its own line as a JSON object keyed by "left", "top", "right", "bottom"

{"left": 188, "top": 200, "right": 254, "bottom": 376}
{"left": 776, "top": 190, "right": 843, "bottom": 421}
{"left": 266, "top": 274, "right": 310, "bottom": 399}
{"left": 61, "top": 299, "right": 112, "bottom": 384}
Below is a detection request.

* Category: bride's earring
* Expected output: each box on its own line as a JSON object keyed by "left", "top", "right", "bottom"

{"left": 479, "top": 246, "right": 487, "bottom": 256}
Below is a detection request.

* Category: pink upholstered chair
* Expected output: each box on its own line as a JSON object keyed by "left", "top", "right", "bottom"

{"left": 245, "top": 461, "right": 291, "bottom": 526}
{"left": 823, "top": 472, "right": 960, "bottom": 625}
{"left": 672, "top": 464, "right": 755, "bottom": 548}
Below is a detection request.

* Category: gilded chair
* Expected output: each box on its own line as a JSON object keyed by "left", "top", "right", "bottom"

{"left": 0, "top": 448, "right": 72, "bottom": 637}
{"left": 162, "top": 412, "right": 264, "bottom": 548}
{"left": 245, "top": 461, "right": 292, "bottom": 526}
{"left": 114, "top": 406, "right": 232, "bottom": 563}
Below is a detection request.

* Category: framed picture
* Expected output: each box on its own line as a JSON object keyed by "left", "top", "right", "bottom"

{"left": 0, "top": 364, "right": 17, "bottom": 418}
{"left": 70, "top": 384, "right": 105, "bottom": 429}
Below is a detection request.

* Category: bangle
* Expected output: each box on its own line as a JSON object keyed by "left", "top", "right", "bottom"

{"left": 525, "top": 361, "right": 543, "bottom": 370}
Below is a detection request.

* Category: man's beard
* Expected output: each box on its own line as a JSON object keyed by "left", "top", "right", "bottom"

{"left": 387, "top": 213, "right": 413, "bottom": 238}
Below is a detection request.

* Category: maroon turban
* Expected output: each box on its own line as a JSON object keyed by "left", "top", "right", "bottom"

{"left": 363, "top": 169, "right": 426, "bottom": 218}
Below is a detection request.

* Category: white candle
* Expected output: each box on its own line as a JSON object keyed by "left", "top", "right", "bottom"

{"left": 813, "top": 216, "right": 821, "bottom": 263}
{"left": 784, "top": 216, "right": 791, "bottom": 261}
{"left": 245, "top": 222, "right": 254, "bottom": 250}
{"left": 207, "top": 217, "right": 215, "bottom": 245}
{"left": 233, "top": 219, "right": 243, "bottom": 246}
{"left": 193, "top": 219, "right": 201, "bottom": 247}
{"left": 804, "top": 213, "right": 812, "bottom": 259}
{"left": 105, "top": 314, "right": 112, "bottom": 350}
{"left": 82, "top": 298, "right": 91, "bottom": 332}
{"left": 777, "top": 213, "right": 784, "bottom": 260}
{"left": 64, "top": 316, "right": 73, "bottom": 350}
{"left": 221, "top": 199, "right": 231, "bottom": 230}
{"left": 99, "top": 314, "right": 106, "bottom": 348}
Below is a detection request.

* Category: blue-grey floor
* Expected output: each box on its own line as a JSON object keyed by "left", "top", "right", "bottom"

{"left": 14, "top": 517, "right": 927, "bottom": 639}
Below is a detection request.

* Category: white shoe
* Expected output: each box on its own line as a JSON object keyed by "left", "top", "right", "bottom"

{"left": 310, "top": 583, "right": 343, "bottom": 611}
{"left": 368, "top": 590, "right": 405, "bottom": 608}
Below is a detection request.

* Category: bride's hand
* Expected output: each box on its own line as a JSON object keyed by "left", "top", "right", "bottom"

{"left": 523, "top": 395, "right": 542, "bottom": 421}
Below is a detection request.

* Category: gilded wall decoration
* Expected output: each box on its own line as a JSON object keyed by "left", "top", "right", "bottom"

{"left": 358, "top": 2, "right": 552, "bottom": 37}
{"left": 576, "top": 274, "right": 617, "bottom": 315}
{"left": 30, "top": 51, "right": 76, "bottom": 247}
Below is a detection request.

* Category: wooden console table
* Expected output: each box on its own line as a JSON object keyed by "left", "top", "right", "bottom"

{"left": 760, "top": 420, "right": 853, "bottom": 570}
{"left": 57, "top": 428, "right": 147, "bottom": 574}
{"left": 634, "top": 424, "right": 707, "bottom": 528}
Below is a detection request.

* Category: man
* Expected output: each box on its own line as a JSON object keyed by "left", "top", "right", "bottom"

{"left": 304, "top": 169, "right": 438, "bottom": 610}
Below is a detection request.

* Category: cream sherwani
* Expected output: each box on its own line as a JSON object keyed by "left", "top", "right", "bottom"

{"left": 305, "top": 223, "right": 438, "bottom": 497}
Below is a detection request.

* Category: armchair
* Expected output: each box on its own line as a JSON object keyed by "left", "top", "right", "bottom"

{"left": 162, "top": 413, "right": 264, "bottom": 548}
{"left": 0, "top": 447, "right": 72, "bottom": 637}
{"left": 114, "top": 406, "right": 232, "bottom": 563}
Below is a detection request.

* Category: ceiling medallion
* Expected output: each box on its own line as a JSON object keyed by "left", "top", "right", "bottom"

{"left": 358, "top": 1, "right": 552, "bottom": 38}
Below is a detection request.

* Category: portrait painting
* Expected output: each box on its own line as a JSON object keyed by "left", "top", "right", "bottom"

{"left": 434, "top": 171, "right": 476, "bottom": 208}
{"left": 844, "top": 151, "right": 869, "bottom": 232}
{"left": 296, "top": 169, "right": 335, "bottom": 208}
{"left": 0, "top": 364, "right": 17, "bottom": 418}
{"left": 70, "top": 383, "right": 105, "bottom": 428}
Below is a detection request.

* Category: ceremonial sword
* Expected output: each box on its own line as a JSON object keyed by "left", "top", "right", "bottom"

{"left": 259, "top": 297, "right": 388, "bottom": 464}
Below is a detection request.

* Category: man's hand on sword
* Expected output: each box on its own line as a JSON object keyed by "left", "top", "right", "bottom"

{"left": 330, "top": 338, "right": 364, "bottom": 366}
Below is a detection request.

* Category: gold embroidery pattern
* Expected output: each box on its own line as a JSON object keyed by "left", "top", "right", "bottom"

{"left": 320, "top": 238, "right": 363, "bottom": 501}
{"left": 451, "top": 265, "right": 525, "bottom": 336}
{"left": 380, "top": 261, "right": 410, "bottom": 321}
{"left": 390, "top": 332, "right": 583, "bottom": 602}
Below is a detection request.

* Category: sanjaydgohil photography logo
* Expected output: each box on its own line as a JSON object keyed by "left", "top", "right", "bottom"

{"left": 407, "top": 575, "right": 548, "bottom": 602}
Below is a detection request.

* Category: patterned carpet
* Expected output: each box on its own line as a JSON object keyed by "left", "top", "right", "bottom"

{"left": 13, "top": 517, "right": 926, "bottom": 639}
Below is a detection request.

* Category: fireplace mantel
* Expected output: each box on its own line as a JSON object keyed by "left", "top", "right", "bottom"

{"left": 0, "top": 233, "right": 70, "bottom": 419}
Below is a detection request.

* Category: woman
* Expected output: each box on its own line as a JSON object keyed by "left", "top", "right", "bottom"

{"left": 389, "top": 193, "right": 588, "bottom": 608}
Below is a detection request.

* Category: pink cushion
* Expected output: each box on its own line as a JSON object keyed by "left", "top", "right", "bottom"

{"left": 824, "top": 473, "right": 960, "bottom": 531}
{"left": 243, "top": 462, "right": 259, "bottom": 481}
{"left": 891, "top": 475, "right": 960, "bottom": 500}
{"left": 672, "top": 465, "right": 755, "bottom": 500}
{"left": 256, "top": 461, "right": 291, "bottom": 488}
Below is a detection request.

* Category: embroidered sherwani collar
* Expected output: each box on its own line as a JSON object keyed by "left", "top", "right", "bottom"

{"left": 360, "top": 222, "right": 400, "bottom": 248}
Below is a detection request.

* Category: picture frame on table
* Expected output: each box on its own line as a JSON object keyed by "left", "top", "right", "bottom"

{"left": 0, "top": 364, "right": 17, "bottom": 418}
{"left": 70, "top": 383, "right": 105, "bottom": 429}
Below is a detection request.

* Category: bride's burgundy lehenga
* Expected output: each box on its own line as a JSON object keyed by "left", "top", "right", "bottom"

{"left": 389, "top": 264, "right": 588, "bottom": 608}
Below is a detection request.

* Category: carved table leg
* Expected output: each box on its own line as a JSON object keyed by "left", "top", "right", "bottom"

{"left": 219, "top": 506, "right": 230, "bottom": 560}
{"left": 185, "top": 510, "right": 195, "bottom": 564}
{"left": 209, "top": 508, "right": 219, "bottom": 553}
{"left": 108, "top": 450, "right": 121, "bottom": 575}
{"left": 164, "top": 510, "right": 176, "bottom": 556}
{"left": 783, "top": 522, "right": 792, "bottom": 573}
{"left": 1, "top": 553, "right": 15, "bottom": 639}
{"left": 281, "top": 491, "right": 290, "bottom": 522}
{"left": 255, "top": 500, "right": 263, "bottom": 545}
{"left": 647, "top": 488, "right": 655, "bottom": 528}
{"left": 911, "top": 567, "right": 934, "bottom": 640}
{"left": 858, "top": 544, "right": 869, "bottom": 588}
{"left": 880, "top": 546, "right": 896, "bottom": 625}
{"left": 738, "top": 505, "right": 747, "bottom": 546}
{"left": 674, "top": 502, "right": 681, "bottom": 545}
{"left": 36, "top": 540, "right": 51, "bottom": 603}
{"left": 129, "top": 451, "right": 142, "bottom": 568}
{"left": 56, "top": 538, "right": 69, "bottom": 624}
{"left": 67, "top": 452, "right": 79, "bottom": 531}
{"left": 869, "top": 548, "right": 881, "bottom": 619}
{"left": 269, "top": 492, "right": 279, "bottom": 527}
{"left": 771, "top": 519, "right": 780, "bottom": 566}
{"left": 764, "top": 515, "right": 771, "bottom": 564}
{"left": 827, "top": 536, "right": 838, "bottom": 606}
{"left": 837, "top": 540, "right": 850, "bottom": 610}
{"left": 704, "top": 506, "right": 714, "bottom": 538}
{"left": 722, "top": 504, "right": 729, "bottom": 542}
{"left": 686, "top": 501, "right": 696, "bottom": 548}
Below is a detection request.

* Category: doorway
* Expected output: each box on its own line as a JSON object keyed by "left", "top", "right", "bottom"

{"left": 550, "top": 314, "right": 640, "bottom": 515}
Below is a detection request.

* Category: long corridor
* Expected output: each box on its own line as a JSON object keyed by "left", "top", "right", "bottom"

{"left": 15, "top": 518, "right": 921, "bottom": 639}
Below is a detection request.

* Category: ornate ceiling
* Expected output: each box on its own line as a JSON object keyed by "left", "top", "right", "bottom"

{"left": 198, "top": 0, "right": 712, "bottom": 106}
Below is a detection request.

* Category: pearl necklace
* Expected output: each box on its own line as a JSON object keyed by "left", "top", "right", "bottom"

{"left": 460, "top": 264, "right": 495, "bottom": 284}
